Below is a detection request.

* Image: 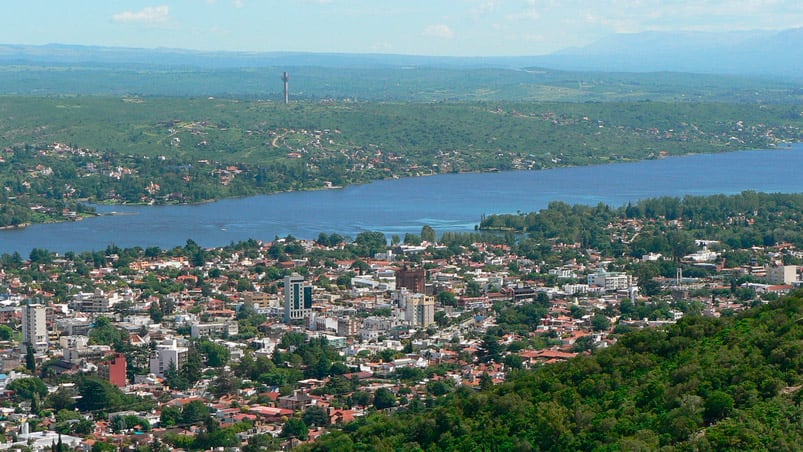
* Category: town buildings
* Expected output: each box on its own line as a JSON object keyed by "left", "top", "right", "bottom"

{"left": 0, "top": 215, "right": 799, "bottom": 450}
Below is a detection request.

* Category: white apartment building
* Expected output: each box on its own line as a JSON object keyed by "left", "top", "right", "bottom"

{"left": 21, "top": 304, "right": 48, "bottom": 354}
{"left": 587, "top": 269, "right": 633, "bottom": 291}
{"left": 72, "top": 289, "right": 121, "bottom": 313}
{"left": 766, "top": 264, "right": 798, "bottom": 285}
{"left": 405, "top": 293, "right": 435, "bottom": 328}
{"left": 149, "top": 339, "right": 188, "bottom": 377}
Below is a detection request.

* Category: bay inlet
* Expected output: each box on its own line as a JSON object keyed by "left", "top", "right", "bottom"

{"left": 2, "top": 145, "right": 802, "bottom": 255}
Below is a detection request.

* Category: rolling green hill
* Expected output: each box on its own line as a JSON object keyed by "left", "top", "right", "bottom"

{"left": 0, "top": 97, "right": 801, "bottom": 227}
{"left": 304, "top": 292, "right": 803, "bottom": 451}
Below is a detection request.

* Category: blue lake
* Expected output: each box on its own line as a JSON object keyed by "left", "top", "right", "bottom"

{"left": 2, "top": 144, "right": 803, "bottom": 255}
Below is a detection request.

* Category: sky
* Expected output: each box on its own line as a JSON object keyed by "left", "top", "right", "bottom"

{"left": 2, "top": 0, "right": 803, "bottom": 56}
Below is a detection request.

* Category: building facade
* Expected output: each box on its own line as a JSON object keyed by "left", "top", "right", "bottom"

{"left": 284, "top": 274, "right": 313, "bottom": 323}
{"left": 21, "top": 304, "right": 48, "bottom": 354}
{"left": 72, "top": 289, "right": 121, "bottom": 313}
{"left": 149, "top": 339, "right": 188, "bottom": 377}
{"left": 405, "top": 293, "right": 435, "bottom": 328}
{"left": 396, "top": 266, "right": 426, "bottom": 294}
{"left": 766, "top": 264, "right": 798, "bottom": 285}
{"left": 98, "top": 353, "right": 127, "bottom": 387}
{"left": 588, "top": 269, "right": 633, "bottom": 291}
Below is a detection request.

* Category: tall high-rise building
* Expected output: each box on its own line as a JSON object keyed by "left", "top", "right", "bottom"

{"left": 21, "top": 304, "right": 48, "bottom": 355}
{"left": 396, "top": 266, "right": 426, "bottom": 294}
{"left": 98, "top": 353, "right": 127, "bottom": 387}
{"left": 404, "top": 292, "right": 435, "bottom": 328}
{"left": 284, "top": 273, "right": 313, "bottom": 323}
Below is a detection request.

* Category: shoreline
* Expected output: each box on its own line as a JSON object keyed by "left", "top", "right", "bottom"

{"left": 2, "top": 143, "right": 803, "bottom": 255}
{"left": 1, "top": 143, "right": 798, "bottom": 230}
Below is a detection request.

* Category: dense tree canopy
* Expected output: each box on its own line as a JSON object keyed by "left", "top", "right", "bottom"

{"left": 303, "top": 291, "right": 803, "bottom": 451}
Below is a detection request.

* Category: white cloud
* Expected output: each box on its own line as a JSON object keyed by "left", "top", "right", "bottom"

{"left": 423, "top": 24, "right": 455, "bottom": 39}
{"left": 233, "top": 0, "right": 245, "bottom": 8}
{"left": 113, "top": 5, "right": 170, "bottom": 24}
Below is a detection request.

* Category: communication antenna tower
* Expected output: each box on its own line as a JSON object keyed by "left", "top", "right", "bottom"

{"left": 282, "top": 72, "right": 290, "bottom": 104}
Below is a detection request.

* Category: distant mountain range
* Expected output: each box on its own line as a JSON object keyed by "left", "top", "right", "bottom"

{"left": 541, "top": 28, "right": 803, "bottom": 77}
{"left": 0, "top": 27, "right": 801, "bottom": 78}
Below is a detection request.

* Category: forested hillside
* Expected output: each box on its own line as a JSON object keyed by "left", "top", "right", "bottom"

{"left": 1, "top": 98, "right": 800, "bottom": 227}
{"left": 304, "top": 292, "right": 803, "bottom": 451}
{"left": 482, "top": 191, "right": 803, "bottom": 247}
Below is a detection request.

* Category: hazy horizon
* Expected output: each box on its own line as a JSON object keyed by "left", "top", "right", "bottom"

{"left": 2, "top": 1, "right": 803, "bottom": 57}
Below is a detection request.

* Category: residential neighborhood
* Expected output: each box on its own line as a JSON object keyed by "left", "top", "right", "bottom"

{"left": 0, "top": 212, "right": 801, "bottom": 451}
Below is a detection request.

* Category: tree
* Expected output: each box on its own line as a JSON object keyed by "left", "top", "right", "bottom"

{"left": 211, "top": 371, "right": 239, "bottom": 397}
{"left": 29, "top": 248, "right": 52, "bottom": 264}
{"left": 160, "top": 405, "right": 182, "bottom": 427}
{"left": 350, "top": 391, "right": 372, "bottom": 407}
{"left": 427, "top": 380, "right": 451, "bottom": 396}
{"left": 480, "top": 334, "right": 503, "bottom": 363}
{"left": 185, "top": 239, "right": 206, "bottom": 267}
{"left": 199, "top": 340, "right": 230, "bottom": 367}
{"left": 281, "top": 418, "right": 309, "bottom": 440}
{"left": 350, "top": 259, "right": 371, "bottom": 275}
{"left": 703, "top": 390, "right": 734, "bottom": 424}
{"left": 163, "top": 361, "right": 189, "bottom": 390}
{"left": 181, "top": 400, "right": 210, "bottom": 425}
{"left": 181, "top": 343, "right": 203, "bottom": 385}
{"left": 404, "top": 233, "right": 422, "bottom": 245}
{"left": 8, "top": 377, "right": 48, "bottom": 402}
{"left": 353, "top": 231, "right": 386, "bottom": 257}
{"left": 421, "top": 224, "right": 437, "bottom": 243}
{"left": 641, "top": 279, "right": 663, "bottom": 297}
{"left": 437, "top": 291, "right": 457, "bottom": 307}
{"left": 242, "top": 433, "right": 278, "bottom": 452}
{"left": 465, "top": 280, "right": 483, "bottom": 297}
{"left": 76, "top": 377, "right": 127, "bottom": 412}
{"left": 591, "top": 313, "right": 611, "bottom": 331}
{"left": 479, "top": 372, "right": 494, "bottom": 390}
{"left": 435, "top": 310, "right": 449, "bottom": 327}
{"left": 503, "top": 354, "right": 523, "bottom": 370}
{"left": 236, "top": 278, "right": 254, "bottom": 292}
{"left": 148, "top": 301, "right": 164, "bottom": 323}
{"left": 374, "top": 387, "right": 396, "bottom": 410}
{"left": 47, "top": 388, "right": 77, "bottom": 412}
{"left": 305, "top": 431, "right": 354, "bottom": 451}
{"left": 91, "top": 442, "right": 117, "bottom": 452}
{"left": 302, "top": 405, "right": 329, "bottom": 427}
{"left": 89, "top": 317, "right": 128, "bottom": 349}
{"left": 0, "top": 325, "right": 13, "bottom": 340}
{"left": 25, "top": 343, "right": 36, "bottom": 372}
{"left": 572, "top": 335, "right": 595, "bottom": 353}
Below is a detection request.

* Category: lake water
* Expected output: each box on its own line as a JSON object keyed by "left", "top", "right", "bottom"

{"left": 3, "top": 144, "right": 803, "bottom": 255}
